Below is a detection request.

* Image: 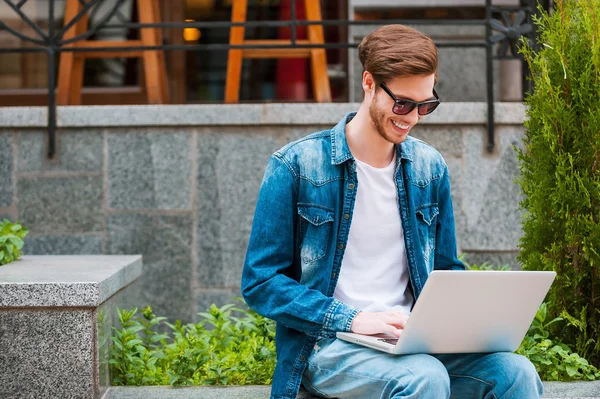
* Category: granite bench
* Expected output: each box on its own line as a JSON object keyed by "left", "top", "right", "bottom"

{"left": 0, "top": 255, "right": 142, "bottom": 399}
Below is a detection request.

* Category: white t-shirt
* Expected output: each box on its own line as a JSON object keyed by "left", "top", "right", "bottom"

{"left": 333, "top": 155, "right": 414, "bottom": 315}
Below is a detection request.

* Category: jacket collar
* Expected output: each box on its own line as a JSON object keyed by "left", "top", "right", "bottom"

{"left": 330, "top": 112, "right": 414, "bottom": 165}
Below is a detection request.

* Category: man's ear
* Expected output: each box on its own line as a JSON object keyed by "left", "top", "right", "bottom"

{"left": 362, "top": 71, "right": 376, "bottom": 96}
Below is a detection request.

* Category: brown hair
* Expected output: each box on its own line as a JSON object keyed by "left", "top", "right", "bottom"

{"left": 358, "top": 25, "right": 438, "bottom": 84}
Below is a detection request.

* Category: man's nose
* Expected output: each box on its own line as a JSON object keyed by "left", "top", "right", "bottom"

{"left": 404, "top": 107, "right": 420, "bottom": 125}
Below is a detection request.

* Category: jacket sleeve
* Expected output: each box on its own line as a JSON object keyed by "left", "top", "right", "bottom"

{"left": 434, "top": 165, "right": 465, "bottom": 271}
{"left": 241, "top": 155, "right": 359, "bottom": 334}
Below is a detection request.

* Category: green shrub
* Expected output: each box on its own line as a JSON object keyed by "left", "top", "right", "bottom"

{"left": 110, "top": 304, "right": 276, "bottom": 386}
{"left": 111, "top": 299, "right": 600, "bottom": 386}
{"left": 0, "top": 219, "right": 28, "bottom": 266}
{"left": 517, "top": 0, "right": 600, "bottom": 365}
{"left": 460, "top": 255, "right": 511, "bottom": 271}
{"left": 518, "top": 303, "right": 600, "bottom": 381}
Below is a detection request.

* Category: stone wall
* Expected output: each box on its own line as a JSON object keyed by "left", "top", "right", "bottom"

{"left": 0, "top": 103, "right": 526, "bottom": 324}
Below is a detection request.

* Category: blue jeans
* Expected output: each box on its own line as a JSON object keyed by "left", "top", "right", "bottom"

{"left": 302, "top": 338, "right": 543, "bottom": 399}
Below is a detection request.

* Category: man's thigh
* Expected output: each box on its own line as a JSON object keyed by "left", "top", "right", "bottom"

{"left": 303, "top": 338, "right": 450, "bottom": 399}
{"left": 435, "top": 352, "right": 543, "bottom": 399}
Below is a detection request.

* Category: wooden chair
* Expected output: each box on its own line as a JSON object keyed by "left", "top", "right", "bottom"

{"left": 225, "top": 0, "right": 331, "bottom": 103}
{"left": 57, "top": 0, "right": 168, "bottom": 105}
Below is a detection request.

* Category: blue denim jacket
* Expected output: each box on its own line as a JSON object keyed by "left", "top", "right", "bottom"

{"left": 241, "top": 112, "right": 464, "bottom": 399}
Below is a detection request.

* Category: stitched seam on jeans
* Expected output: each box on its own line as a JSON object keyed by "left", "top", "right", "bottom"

{"left": 303, "top": 378, "right": 333, "bottom": 398}
{"left": 307, "top": 361, "right": 412, "bottom": 386}
{"left": 448, "top": 374, "right": 498, "bottom": 399}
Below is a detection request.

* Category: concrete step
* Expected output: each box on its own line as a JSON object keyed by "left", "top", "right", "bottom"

{"left": 104, "top": 382, "right": 600, "bottom": 399}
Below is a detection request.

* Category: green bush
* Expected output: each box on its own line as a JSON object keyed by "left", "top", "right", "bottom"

{"left": 110, "top": 304, "right": 276, "bottom": 386}
{"left": 111, "top": 300, "right": 599, "bottom": 385}
{"left": 517, "top": 0, "right": 600, "bottom": 365}
{"left": 459, "top": 255, "right": 511, "bottom": 271}
{"left": 0, "top": 219, "right": 28, "bottom": 266}
{"left": 518, "top": 303, "right": 600, "bottom": 381}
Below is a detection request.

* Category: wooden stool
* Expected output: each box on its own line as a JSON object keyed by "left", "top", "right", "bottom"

{"left": 57, "top": 0, "right": 169, "bottom": 105}
{"left": 225, "top": 0, "right": 331, "bottom": 103}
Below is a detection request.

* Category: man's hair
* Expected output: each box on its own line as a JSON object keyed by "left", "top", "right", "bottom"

{"left": 358, "top": 25, "right": 438, "bottom": 85}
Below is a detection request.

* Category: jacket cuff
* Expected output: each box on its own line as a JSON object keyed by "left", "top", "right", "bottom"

{"left": 323, "top": 298, "right": 360, "bottom": 333}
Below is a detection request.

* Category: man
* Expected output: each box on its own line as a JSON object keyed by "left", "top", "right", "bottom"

{"left": 242, "top": 24, "right": 542, "bottom": 399}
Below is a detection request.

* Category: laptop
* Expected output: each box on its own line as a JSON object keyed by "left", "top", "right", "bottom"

{"left": 336, "top": 270, "right": 556, "bottom": 355}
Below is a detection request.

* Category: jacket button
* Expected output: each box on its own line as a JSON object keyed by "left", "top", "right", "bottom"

{"left": 344, "top": 214, "right": 350, "bottom": 220}
{"left": 300, "top": 356, "right": 306, "bottom": 361}
{"left": 338, "top": 244, "right": 344, "bottom": 250}
{"left": 348, "top": 183, "right": 355, "bottom": 190}
{"left": 331, "top": 272, "right": 336, "bottom": 279}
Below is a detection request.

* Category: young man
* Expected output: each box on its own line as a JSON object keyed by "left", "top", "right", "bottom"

{"left": 242, "top": 25, "right": 542, "bottom": 399}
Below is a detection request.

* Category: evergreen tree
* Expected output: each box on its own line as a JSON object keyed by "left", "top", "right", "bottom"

{"left": 518, "top": 0, "right": 600, "bottom": 365}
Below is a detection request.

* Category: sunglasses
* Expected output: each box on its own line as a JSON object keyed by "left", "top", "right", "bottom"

{"left": 379, "top": 82, "right": 441, "bottom": 116}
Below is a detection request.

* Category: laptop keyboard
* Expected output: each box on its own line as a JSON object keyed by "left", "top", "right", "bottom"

{"left": 378, "top": 338, "right": 398, "bottom": 345}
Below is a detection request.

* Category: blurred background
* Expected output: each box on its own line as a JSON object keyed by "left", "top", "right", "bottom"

{"left": 0, "top": 0, "right": 542, "bottom": 106}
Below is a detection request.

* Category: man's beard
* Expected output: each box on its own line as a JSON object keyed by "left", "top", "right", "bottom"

{"left": 368, "top": 96, "right": 404, "bottom": 145}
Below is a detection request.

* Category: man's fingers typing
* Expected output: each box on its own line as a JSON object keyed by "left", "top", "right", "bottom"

{"left": 350, "top": 311, "right": 409, "bottom": 336}
{"left": 383, "top": 324, "right": 403, "bottom": 337}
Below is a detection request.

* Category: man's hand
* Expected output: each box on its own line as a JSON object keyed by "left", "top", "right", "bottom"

{"left": 350, "top": 311, "right": 409, "bottom": 338}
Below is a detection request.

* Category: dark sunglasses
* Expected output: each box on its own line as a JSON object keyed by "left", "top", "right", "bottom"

{"left": 379, "top": 82, "right": 441, "bottom": 116}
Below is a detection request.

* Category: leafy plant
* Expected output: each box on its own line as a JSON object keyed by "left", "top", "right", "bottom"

{"left": 110, "top": 299, "right": 600, "bottom": 385}
{"left": 0, "top": 219, "right": 28, "bottom": 266}
{"left": 518, "top": 303, "right": 600, "bottom": 381}
{"left": 109, "top": 303, "right": 276, "bottom": 386}
{"left": 109, "top": 308, "right": 146, "bottom": 385}
{"left": 459, "top": 255, "right": 511, "bottom": 271}
{"left": 517, "top": 0, "right": 600, "bottom": 365}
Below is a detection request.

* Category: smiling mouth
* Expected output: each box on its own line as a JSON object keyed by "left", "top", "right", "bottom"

{"left": 391, "top": 120, "right": 411, "bottom": 130}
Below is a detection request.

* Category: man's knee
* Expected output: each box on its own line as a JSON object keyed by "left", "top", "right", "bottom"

{"left": 388, "top": 355, "right": 451, "bottom": 398}
{"left": 492, "top": 353, "right": 543, "bottom": 398}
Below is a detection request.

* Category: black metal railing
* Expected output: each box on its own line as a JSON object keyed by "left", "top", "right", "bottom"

{"left": 0, "top": 0, "right": 550, "bottom": 158}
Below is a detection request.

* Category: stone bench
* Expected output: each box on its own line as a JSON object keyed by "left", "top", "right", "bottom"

{"left": 0, "top": 255, "right": 142, "bottom": 399}
{"left": 104, "top": 382, "right": 600, "bottom": 398}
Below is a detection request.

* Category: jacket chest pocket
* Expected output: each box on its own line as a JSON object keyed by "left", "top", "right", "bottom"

{"left": 297, "top": 204, "right": 334, "bottom": 264}
{"left": 415, "top": 204, "right": 439, "bottom": 268}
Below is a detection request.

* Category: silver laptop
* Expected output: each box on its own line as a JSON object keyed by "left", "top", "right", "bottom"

{"left": 336, "top": 270, "right": 556, "bottom": 355}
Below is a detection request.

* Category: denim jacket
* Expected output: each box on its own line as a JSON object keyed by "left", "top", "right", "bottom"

{"left": 241, "top": 112, "right": 464, "bottom": 399}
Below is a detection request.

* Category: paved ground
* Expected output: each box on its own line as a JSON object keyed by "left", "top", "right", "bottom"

{"left": 104, "top": 382, "right": 600, "bottom": 399}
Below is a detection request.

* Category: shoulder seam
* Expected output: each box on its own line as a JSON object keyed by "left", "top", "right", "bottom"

{"left": 272, "top": 152, "right": 299, "bottom": 181}
{"left": 275, "top": 130, "right": 330, "bottom": 157}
